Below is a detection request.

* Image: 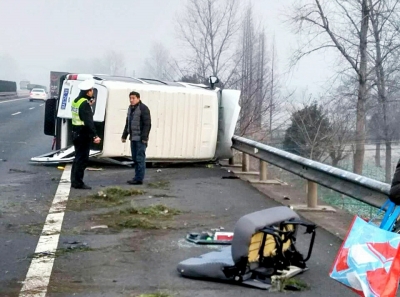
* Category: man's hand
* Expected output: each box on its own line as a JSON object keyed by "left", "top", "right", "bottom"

{"left": 142, "top": 140, "right": 147, "bottom": 144}
{"left": 121, "top": 138, "right": 126, "bottom": 143}
{"left": 93, "top": 136, "right": 101, "bottom": 144}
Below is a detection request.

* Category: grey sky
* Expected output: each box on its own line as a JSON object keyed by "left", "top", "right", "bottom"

{"left": 0, "top": 0, "right": 334, "bottom": 97}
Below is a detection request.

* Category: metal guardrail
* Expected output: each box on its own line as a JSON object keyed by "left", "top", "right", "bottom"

{"left": 0, "top": 92, "right": 17, "bottom": 97}
{"left": 232, "top": 135, "right": 390, "bottom": 209}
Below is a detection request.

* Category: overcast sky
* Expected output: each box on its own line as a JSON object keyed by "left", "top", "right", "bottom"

{"left": 0, "top": 0, "right": 335, "bottom": 97}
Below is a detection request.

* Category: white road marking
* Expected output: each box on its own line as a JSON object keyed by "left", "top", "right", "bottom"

{"left": 19, "top": 165, "right": 72, "bottom": 297}
{"left": 0, "top": 97, "right": 29, "bottom": 104}
{"left": 29, "top": 107, "right": 35, "bottom": 110}
{"left": 12, "top": 112, "right": 21, "bottom": 116}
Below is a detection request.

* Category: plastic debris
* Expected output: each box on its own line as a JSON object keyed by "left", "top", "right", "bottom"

{"left": 86, "top": 167, "right": 103, "bottom": 171}
{"left": 91, "top": 225, "right": 108, "bottom": 229}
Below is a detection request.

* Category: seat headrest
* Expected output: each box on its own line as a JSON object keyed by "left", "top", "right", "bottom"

{"left": 231, "top": 206, "right": 300, "bottom": 264}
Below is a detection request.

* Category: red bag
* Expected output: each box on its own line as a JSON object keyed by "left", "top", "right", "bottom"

{"left": 330, "top": 216, "right": 400, "bottom": 296}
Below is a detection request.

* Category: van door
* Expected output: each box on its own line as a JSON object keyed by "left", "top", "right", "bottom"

{"left": 215, "top": 89, "right": 241, "bottom": 160}
{"left": 56, "top": 81, "right": 107, "bottom": 122}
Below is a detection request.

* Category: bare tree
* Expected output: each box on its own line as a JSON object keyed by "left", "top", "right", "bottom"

{"left": 142, "top": 42, "right": 177, "bottom": 80}
{"left": 175, "top": 0, "right": 240, "bottom": 84}
{"left": 288, "top": 0, "right": 370, "bottom": 174}
{"left": 367, "top": 0, "right": 400, "bottom": 182}
{"left": 326, "top": 97, "right": 355, "bottom": 167}
{"left": 231, "top": 5, "right": 289, "bottom": 141}
{"left": 104, "top": 50, "right": 125, "bottom": 76}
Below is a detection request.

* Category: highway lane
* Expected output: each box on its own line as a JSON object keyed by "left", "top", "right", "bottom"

{"left": 0, "top": 98, "right": 369, "bottom": 296}
{"left": 0, "top": 98, "right": 63, "bottom": 296}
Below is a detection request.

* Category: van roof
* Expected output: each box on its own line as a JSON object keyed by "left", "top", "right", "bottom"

{"left": 66, "top": 73, "right": 212, "bottom": 90}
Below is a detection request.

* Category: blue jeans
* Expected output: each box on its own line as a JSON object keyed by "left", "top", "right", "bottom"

{"left": 130, "top": 140, "right": 147, "bottom": 182}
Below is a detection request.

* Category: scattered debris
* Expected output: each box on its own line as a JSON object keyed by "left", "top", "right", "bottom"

{"left": 0, "top": 158, "right": 6, "bottom": 162}
{"left": 153, "top": 194, "right": 176, "bottom": 198}
{"left": 94, "top": 204, "right": 182, "bottom": 231}
{"left": 56, "top": 245, "right": 93, "bottom": 256}
{"left": 68, "top": 186, "right": 145, "bottom": 211}
{"left": 86, "top": 167, "right": 103, "bottom": 171}
{"left": 222, "top": 176, "right": 239, "bottom": 179}
{"left": 31, "top": 251, "right": 55, "bottom": 259}
{"left": 64, "top": 240, "right": 81, "bottom": 245}
{"left": 120, "top": 204, "right": 181, "bottom": 217}
{"left": 9, "top": 168, "right": 36, "bottom": 174}
{"left": 57, "top": 166, "right": 64, "bottom": 170}
{"left": 91, "top": 225, "right": 108, "bottom": 229}
{"left": 20, "top": 223, "right": 43, "bottom": 236}
{"left": 156, "top": 169, "right": 162, "bottom": 173}
{"left": 283, "top": 196, "right": 290, "bottom": 200}
{"left": 117, "top": 217, "right": 158, "bottom": 229}
{"left": 148, "top": 180, "right": 170, "bottom": 189}
{"left": 210, "top": 227, "right": 225, "bottom": 232}
{"left": 138, "top": 292, "right": 173, "bottom": 297}
{"left": 281, "top": 277, "right": 309, "bottom": 292}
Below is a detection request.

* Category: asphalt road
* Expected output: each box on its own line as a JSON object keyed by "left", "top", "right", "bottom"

{"left": 0, "top": 98, "right": 63, "bottom": 296}
{"left": 0, "top": 97, "right": 361, "bottom": 296}
{"left": 42, "top": 165, "right": 358, "bottom": 297}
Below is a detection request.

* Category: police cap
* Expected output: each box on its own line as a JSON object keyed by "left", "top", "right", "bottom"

{"left": 78, "top": 79, "right": 95, "bottom": 91}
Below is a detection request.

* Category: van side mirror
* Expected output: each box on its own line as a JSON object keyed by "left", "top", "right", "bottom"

{"left": 209, "top": 76, "right": 219, "bottom": 89}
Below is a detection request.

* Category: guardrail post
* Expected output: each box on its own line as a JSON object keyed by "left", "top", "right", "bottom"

{"left": 260, "top": 160, "right": 267, "bottom": 181}
{"left": 307, "top": 181, "right": 318, "bottom": 208}
{"left": 242, "top": 153, "right": 249, "bottom": 172}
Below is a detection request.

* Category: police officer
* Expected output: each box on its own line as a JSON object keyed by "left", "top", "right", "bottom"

{"left": 70, "top": 79, "right": 101, "bottom": 189}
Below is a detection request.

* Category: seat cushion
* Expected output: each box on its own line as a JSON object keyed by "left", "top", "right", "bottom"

{"left": 231, "top": 206, "right": 299, "bottom": 264}
{"left": 177, "top": 246, "right": 234, "bottom": 280}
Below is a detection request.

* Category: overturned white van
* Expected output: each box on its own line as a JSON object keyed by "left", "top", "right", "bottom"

{"left": 31, "top": 74, "right": 241, "bottom": 165}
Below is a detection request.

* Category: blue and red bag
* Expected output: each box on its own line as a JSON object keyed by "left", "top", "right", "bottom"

{"left": 329, "top": 214, "right": 400, "bottom": 296}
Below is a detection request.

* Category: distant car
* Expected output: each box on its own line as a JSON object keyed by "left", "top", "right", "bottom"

{"left": 29, "top": 88, "right": 47, "bottom": 101}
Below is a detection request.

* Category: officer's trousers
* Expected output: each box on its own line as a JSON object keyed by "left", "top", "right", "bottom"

{"left": 71, "top": 134, "right": 91, "bottom": 187}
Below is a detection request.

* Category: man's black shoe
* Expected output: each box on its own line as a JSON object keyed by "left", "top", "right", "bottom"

{"left": 72, "top": 184, "right": 92, "bottom": 190}
{"left": 127, "top": 180, "right": 143, "bottom": 185}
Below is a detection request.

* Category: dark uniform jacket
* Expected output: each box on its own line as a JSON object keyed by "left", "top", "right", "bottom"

{"left": 72, "top": 94, "right": 98, "bottom": 139}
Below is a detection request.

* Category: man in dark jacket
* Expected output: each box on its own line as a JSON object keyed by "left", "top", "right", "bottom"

{"left": 71, "top": 79, "right": 101, "bottom": 189}
{"left": 121, "top": 91, "right": 151, "bottom": 185}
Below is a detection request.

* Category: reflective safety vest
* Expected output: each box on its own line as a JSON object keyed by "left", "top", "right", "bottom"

{"left": 71, "top": 98, "right": 87, "bottom": 126}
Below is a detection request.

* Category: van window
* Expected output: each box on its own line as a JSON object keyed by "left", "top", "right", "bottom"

{"left": 90, "top": 88, "right": 98, "bottom": 115}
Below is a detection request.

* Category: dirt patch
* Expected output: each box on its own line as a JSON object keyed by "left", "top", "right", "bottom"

{"left": 147, "top": 180, "right": 170, "bottom": 189}
{"left": 152, "top": 194, "right": 176, "bottom": 198}
{"left": 19, "top": 223, "right": 43, "bottom": 236}
{"left": 56, "top": 246, "right": 94, "bottom": 257}
{"left": 68, "top": 186, "right": 145, "bottom": 211}
{"left": 93, "top": 204, "right": 182, "bottom": 231}
{"left": 121, "top": 205, "right": 181, "bottom": 216}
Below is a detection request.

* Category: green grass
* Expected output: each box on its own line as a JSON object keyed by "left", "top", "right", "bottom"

{"left": 68, "top": 187, "right": 145, "bottom": 211}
